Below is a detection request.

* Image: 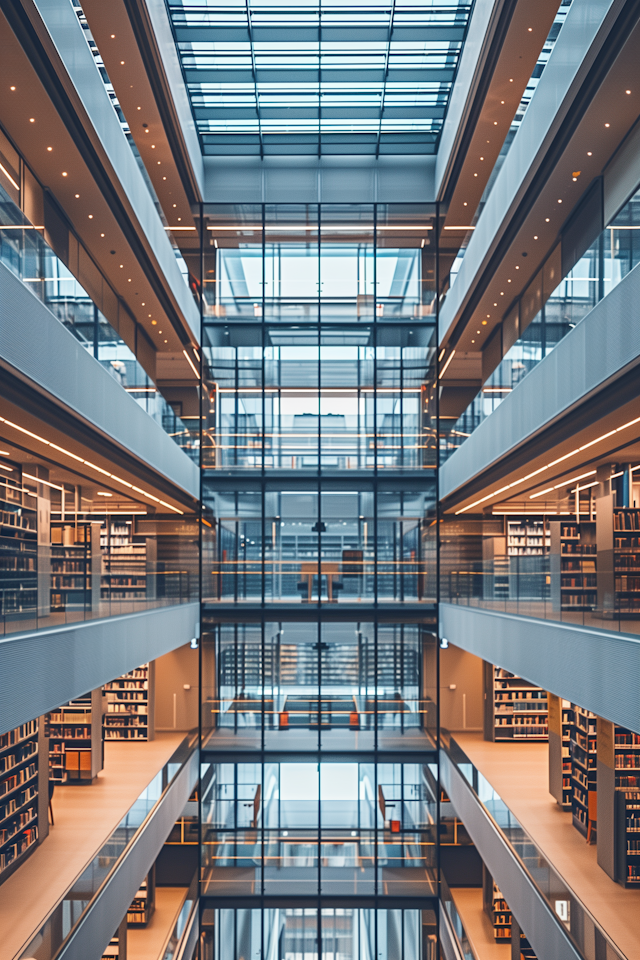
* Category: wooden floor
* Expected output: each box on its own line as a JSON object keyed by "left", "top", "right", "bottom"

{"left": 1, "top": 734, "right": 184, "bottom": 960}
{"left": 455, "top": 733, "right": 640, "bottom": 960}
{"left": 450, "top": 888, "right": 510, "bottom": 960}
{"left": 128, "top": 887, "right": 188, "bottom": 960}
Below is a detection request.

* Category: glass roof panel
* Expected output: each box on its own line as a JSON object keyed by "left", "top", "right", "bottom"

{"left": 167, "top": 1, "right": 473, "bottom": 156}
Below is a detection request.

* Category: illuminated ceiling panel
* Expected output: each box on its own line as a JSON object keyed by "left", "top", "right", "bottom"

{"left": 167, "top": 1, "right": 473, "bottom": 156}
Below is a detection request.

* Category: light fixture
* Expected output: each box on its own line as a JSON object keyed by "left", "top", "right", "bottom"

{"left": 587, "top": 151, "right": 592, "bottom": 156}
{"left": 47, "top": 146, "right": 52, "bottom": 152}
{"left": 62, "top": 171, "right": 68, "bottom": 177}
{"left": 438, "top": 348, "right": 446, "bottom": 362}
{"left": 97, "top": 491, "right": 113, "bottom": 497}
{"left": 183, "top": 349, "right": 201, "bottom": 379}
{"left": 482, "top": 320, "right": 487, "bottom": 325}
{"left": 626, "top": 90, "right": 631, "bottom": 94}
{"left": 29, "top": 118, "right": 35, "bottom": 123}
{"left": 605, "top": 123, "right": 610, "bottom": 128}
{"left": 0, "top": 415, "right": 183, "bottom": 513}
{"left": 88, "top": 214, "right": 93, "bottom": 219}
{"left": 10, "top": 86, "right": 15, "bottom": 91}
{"left": 439, "top": 350, "right": 455, "bottom": 379}
{"left": 557, "top": 199, "right": 562, "bottom": 203}
{"left": 151, "top": 320, "right": 157, "bottom": 325}
{"left": 456, "top": 413, "right": 640, "bottom": 514}
{"left": 534, "top": 235, "right": 538, "bottom": 239}
{"left": 545, "top": 218, "right": 550, "bottom": 222}
{"left": 120, "top": 60, "right": 125, "bottom": 65}
{"left": 100, "top": 232, "right": 105, "bottom": 237}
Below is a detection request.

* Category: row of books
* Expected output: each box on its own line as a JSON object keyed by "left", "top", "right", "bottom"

{"left": 0, "top": 763, "right": 37, "bottom": 798}
{"left": 0, "top": 740, "right": 37, "bottom": 774}
{"left": 0, "top": 825, "right": 37, "bottom": 870}
{"left": 0, "top": 721, "right": 38, "bottom": 753}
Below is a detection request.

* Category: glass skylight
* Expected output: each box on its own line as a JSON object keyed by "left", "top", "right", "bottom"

{"left": 167, "top": 1, "right": 473, "bottom": 155}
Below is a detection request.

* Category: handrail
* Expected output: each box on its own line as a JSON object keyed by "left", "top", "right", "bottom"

{"left": 18, "top": 730, "right": 198, "bottom": 960}
{"left": 441, "top": 730, "right": 627, "bottom": 960}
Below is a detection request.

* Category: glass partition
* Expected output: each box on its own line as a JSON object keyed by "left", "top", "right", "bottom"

{"left": 441, "top": 184, "right": 640, "bottom": 462}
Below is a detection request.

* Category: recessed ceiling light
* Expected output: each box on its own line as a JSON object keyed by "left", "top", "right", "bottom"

{"left": 463, "top": 202, "right": 467, "bottom": 206}
{"left": 493, "top": 302, "right": 497, "bottom": 306}
{"left": 120, "top": 264, "right": 124, "bottom": 268}
{"left": 163, "top": 176, "right": 167, "bottom": 180}
{"left": 148, "top": 314, "right": 152, "bottom": 317}
{"left": 111, "top": 34, "right": 115, "bottom": 38}
{"left": 137, "top": 106, "right": 141, "bottom": 110}
{"left": 476, "top": 330, "right": 480, "bottom": 334}
{"left": 173, "top": 204, "right": 177, "bottom": 208}
{"left": 486, "top": 313, "right": 490, "bottom": 317}
{"left": 534, "top": 235, "right": 538, "bottom": 239}
{"left": 151, "top": 320, "right": 157, "bottom": 325}
{"left": 88, "top": 214, "right": 93, "bottom": 219}
{"left": 626, "top": 90, "right": 631, "bottom": 94}
{"left": 10, "top": 86, "right": 15, "bottom": 91}
{"left": 471, "top": 339, "right": 475, "bottom": 343}
{"left": 493, "top": 121, "right": 497, "bottom": 125}
{"left": 151, "top": 144, "right": 155, "bottom": 149}
{"left": 528, "top": 27, "right": 532, "bottom": 31}
{"left": 507, "top": 279, "right": 511, "bottom": 282}
{"left": 474, "top": 173, "right": 478, "bottom": 177}
{"left": 97, "top": 491, "right": 113, "bottom": 496}
{"left": 587, "top": 151, "right": 592, "bottom": 156}
{"left": 515, "top": 265, "right": 519, "bottom": 270}
{"left": 120, "top": 61, "right": 125, "bottom": 65}
{"left": 29, "top": 117, "right": 35, "bottom": 123}
{"left": 47, "top": 146, "right": 52, "bottom": 152}
{"left": 62, "top": 171, "right": 68, "bottom": 176}
{"left": 605, "top": 123, "right": 610, "bottom": 128}
{"left": 545, "top": 218, "right": 550, "bottom": 222}
{"left": 164, "top": 339, "right": 168, "bottom": 343}
{"left": 509, "top": 78, "right": 513, "bottom": 82}
{"left": 75, "top": 193, "right": 80, "bottom": 198}
{"left": 101, "top": 233, "right": 105, "bottom": 237}
{"left": 557, "top": 199, "right": 562, "bottom": 203}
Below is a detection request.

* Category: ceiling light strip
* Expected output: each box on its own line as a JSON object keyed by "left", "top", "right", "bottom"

{"left": 0, "top": 416, "right": 184, "bottom": 514}
{"left": 455, "top": 415, "right": 640, "bottom": 514}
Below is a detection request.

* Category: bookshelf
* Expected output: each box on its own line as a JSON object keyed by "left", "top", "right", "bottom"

{"left": 50, "top": 522, "right": 100, "bottom": 613}
{"left": 548, "top": 695, "right": 573, "bottom": 810}
{"left": 490, "top": 883, "right": 512, "bottom": 941}
{"left": 550, "top": 521, "right": 596, "bottom": 612}
{"left": 103, "top": 664, "right": 155, "bottom": 742}
{"left": 0, "top": 477, "right": 37, "bottom": 619}
{"left": 571, "top": 705, "right": 597, "bottom": 837}
{"left": 0, "top": 718, "right": 47, "bottom": 883}
{"left": 489, "top": 666, "right": 548, "bottom": 742}
{"left": 596, "top": 497, "right": 640, "bottom": 618}
{"left": 616, "top": 789, "right": 640, "bottom": 887}
{"left": 561, "top": 701, "right": 574, "bottom": 810}
{"left": 102, "top": 917, "right": 127, "bottom": 959}
{"left": 127, "top": 868, "right": 155, "bottom": 926}
{"left": 101, "top": 520, "right": 147, "bottom": 603}
{"left": 47, "top": 690, "right": 104, "bottom": 784}
{"left": 506, "top": 518, "right": 549, "bottom": 556}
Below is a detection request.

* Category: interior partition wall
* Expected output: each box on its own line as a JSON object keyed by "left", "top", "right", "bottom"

{"left": 197, "top": 204, "right": 440, "bottom": 959}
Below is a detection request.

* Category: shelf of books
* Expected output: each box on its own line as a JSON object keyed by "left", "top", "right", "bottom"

{"left": 127, "top": 868, "right": 155, "bottom": 926}
{"left": 0, "top": 468, "right": 37, "bottom": 619}
{"left": 492, "top": 667, "right": 548, "bottom": 741}
{"left": 0, "top": 720, "right": 40, "bottom": 882}
{"left": 50, "top": 522, "right": 100, "bottom": 613}
{"left": 613, "top": 725, "right": 640, "bottom": 887}
{"left": 612, "top": 508, "right": 640, "bottom": 618}
{"left": 47, "top": 690, "right": 104, "bottom": 784}
{"left": 561, "top": 701, "right": 574, "bottom": 810}
{"left": 101, "top": 520, "right": 147, "bottom": 604}
{"left": 506, "top": 518, "right": 549, "bottom": 557}
{"left": 571, "top": 705, "right": 597, "bottom": 837}
{"left": 103, "top": 663, "right": 154, "bottom": 742}
{"left": 550, "top": 521, "right": 597, "bottom": 612}
{"left": 490, "top": 883, "right": 511, "bottom": 942}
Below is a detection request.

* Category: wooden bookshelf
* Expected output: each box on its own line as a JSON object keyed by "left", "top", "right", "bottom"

{"left": 47, "top": 690, "right": 104, "bottom": 784}
{"left": 491, "top": 883, "right": 512, "bottom": 941}
{"left": 548, "top": 695, "right": 573, "bottom": 809}
{"left": 550, "top": 521, "right": 596, "bottom": 612}
{"left": 0, "top": 718, "right": 47, "bottom": 883}
{"left": 489, "top": 666, "right": 548, "bottom": 742}
{"left": 616, "top": 790, "right": 640, "bottom": 887}
{"left": 103, "top": 664, "right": 155, "bottom": 742}
{"left": 127, "top": 868, "right": 155, "bottom": 926}
{"left": 571, "top": 704, "right": 597, "bottom": 837}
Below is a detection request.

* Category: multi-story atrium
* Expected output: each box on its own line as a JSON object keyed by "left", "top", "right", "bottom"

{"left": 1, "top": 2, "right": 640, "bottom": 960}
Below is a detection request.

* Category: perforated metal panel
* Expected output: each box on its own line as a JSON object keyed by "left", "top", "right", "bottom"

{"left": 441, "top": 257, "right": 640, "bottom": 499}
{"left": 0, "top": 602, "right": 199, "bottom": 734}
{"left": 0, "top": 262, "right": 199, "bottom": 499}
{"left": 440, "top": 603, "right": 640, "bottom": 733}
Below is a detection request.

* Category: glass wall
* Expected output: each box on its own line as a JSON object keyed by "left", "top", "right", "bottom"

{"left": 441, "top": 184, "right": 640, "bottom": 461}
{"left": 199, "top": 204, "right": 440, "bottom": 935}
